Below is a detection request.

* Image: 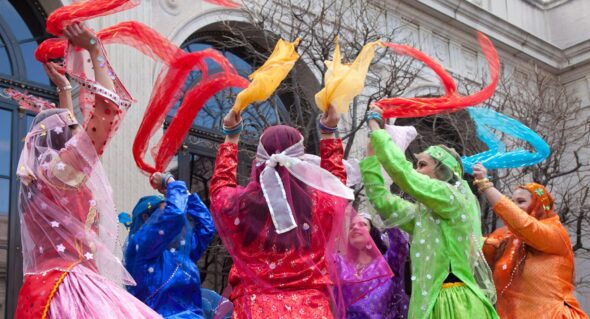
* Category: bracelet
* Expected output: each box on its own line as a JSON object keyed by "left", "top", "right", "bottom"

{"left": 367, "top": 111, "right": 384, "bottom": 127}
{"left": 56, "top": 85, "right": 72, "bottom": 93}
{"left": 473, "top": 178, "right": 489, "bottom": 186}
{"left": 161, "top": 173, "right": 173, "bottom": 189}
{"left": 478, "top": 182, "right": 494, "bottom": 193}
{"left": 318, "top": 119, "right": 337, "bottom": 134}
{"left": 222, "top": 121, "right": 244, "bottom": 136}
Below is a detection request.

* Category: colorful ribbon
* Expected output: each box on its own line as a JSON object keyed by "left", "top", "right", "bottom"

{"left": 376, "top": 32, "right": 500, "bottom": 118}
{"left": 462, "top": 107, "right": 550, "bottom": 174}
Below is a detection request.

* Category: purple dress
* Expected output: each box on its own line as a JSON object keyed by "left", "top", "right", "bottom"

{"left": 339, "top": 228, "right": 410, "bottom": 319}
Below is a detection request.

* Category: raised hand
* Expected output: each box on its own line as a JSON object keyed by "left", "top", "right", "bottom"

{"left": 321, "top": 104, "right": 340, "bottom": 128}
{"left": 472, "top": 163, "right": 488, "bottom": 180}
{"left": 63, "top": 22, "right": 99, "bottom": 52}
{"left": 367, "top": 103, "right": 384, "bottom": 131}
{"left": 43, "top": 62, "right": 69, "bottom": 89}
{"left": 223, "top": 110, "right": 242, "bottom": 130}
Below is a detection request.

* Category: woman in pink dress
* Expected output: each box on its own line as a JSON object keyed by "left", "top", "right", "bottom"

{"left": 15, "top": 23, "right": 160, "bottom": 319}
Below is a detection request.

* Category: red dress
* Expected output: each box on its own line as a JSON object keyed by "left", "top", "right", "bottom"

{"left": 210, "top": 139, "right": 347, "bottom": 319}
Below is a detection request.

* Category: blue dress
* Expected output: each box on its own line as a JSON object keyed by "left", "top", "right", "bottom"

{"left": 125, "top": 181, "right": 216, "bottom": 319}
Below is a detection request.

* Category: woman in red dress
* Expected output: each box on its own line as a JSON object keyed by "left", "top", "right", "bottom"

{"left": 209, "top": 106, "right": 359, "bottom": 318}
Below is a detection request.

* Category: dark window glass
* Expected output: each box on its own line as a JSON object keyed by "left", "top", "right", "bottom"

{"left": 0, "top": 35, "right": 11, "bottom": 75}
{"left": 0, "top": 178, "right": 8, "bottom": 214}
{"left": 0, "top": 109, "right": 11, "bottom": 176}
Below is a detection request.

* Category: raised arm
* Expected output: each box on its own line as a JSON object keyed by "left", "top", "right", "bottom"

{"left": 319, "top": 104, "right": 347, "bottom": 182}
{"left": 473, "top": 164, "right": 568, "bottom": 255}
{"left": 128, "top": 180, "right": 189, "bottom": 262}
{"left": 63, "top": 23, "right": 128, "bottom": 155}
{"left": 360, "top": 156, "right": 416, "bottom": 234}
{"left": 370, "top": 129, "right": 463, "bottom": 219}
{"left": 210, "top": 142, "right": 238, "bottom": 197}
{"left": 187, "top": 193, "right": 216, "bottom": 262}
{"left": 491, "top": 197, "right": 566, "bottom": 255}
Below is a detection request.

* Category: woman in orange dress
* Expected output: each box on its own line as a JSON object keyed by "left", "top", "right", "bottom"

{"left": 473, "top": 163, "right": 588, "bottom": 319}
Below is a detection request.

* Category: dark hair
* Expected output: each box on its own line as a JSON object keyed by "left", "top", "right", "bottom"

{"left": 368, "top": 219, "right": 388, "bottom": 255}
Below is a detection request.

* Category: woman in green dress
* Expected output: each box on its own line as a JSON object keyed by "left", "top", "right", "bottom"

{"left": 360, "top": 105, "right": 498, "bottom": 319}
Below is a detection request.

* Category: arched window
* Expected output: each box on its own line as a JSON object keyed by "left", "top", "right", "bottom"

{"left": 0, "top": 1, "right": 55, "bottom": 318}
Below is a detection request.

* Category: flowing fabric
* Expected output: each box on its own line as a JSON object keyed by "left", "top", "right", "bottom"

{"left": 461, "top": 107, "right": 550, "bottom": 174}
{"left": 46, "top": 265, "right": 161, "bottom": 318}
{"left": 255, "top": 133, "right": 354, "bottom": 233}
{"left": 428, "top": 284, "right": 497, "bottom": 319}
{"left": 204, "top": 0, "right": 241, "bottom": 8}
{"left": 232, "top": 38, "right": 300, "bottom": 113}
{"left": 32, "top": 0, "right": 250, "bottom": 174}
{"left": 17, "top": 110, "right": 132, "bottom": 285}
{"left": 376, "top": 33, "right": 499, "bottom": 118}
{"left": 315, "top": 40, "right": 380, "bottom": 113}
{"left": 14, "top": 109, "right": 162, "bottom": 319}
{"left": 209, "top": 126, "right": 392, "bottom": 318}
{"left": 360, "top": 130, "right": 498, "bottom": 319}
{"left": 483, "top": 184, "right": 588, "bottom": 319}
{"left": 124, "top": 181, "right": 216, "bottom": 318}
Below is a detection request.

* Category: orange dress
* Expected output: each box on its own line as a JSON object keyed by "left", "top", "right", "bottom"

{"left": 484, "top": 197, "right": 588, "bottom": 319}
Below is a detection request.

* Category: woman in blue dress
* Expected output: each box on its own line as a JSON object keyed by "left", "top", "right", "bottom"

{"left": 121, "top": 172, "right": 216, "bottom": 318}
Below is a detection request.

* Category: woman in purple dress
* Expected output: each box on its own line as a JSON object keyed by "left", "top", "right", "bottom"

{"left": 338, "top": 213, "right": 410, "bottom": 318}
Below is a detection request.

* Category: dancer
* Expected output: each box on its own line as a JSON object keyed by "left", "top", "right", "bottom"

{"left": 474, "top": 164, "right": 588, "bottom": 319}
{"left": 122, "top": 172, "right": 216, "bottom": 318}
{"left": 15, "top": 23, "right": 160, "bottom": 318}
{"left": 360, "top": 105, "right": 498, "bottom": 319}
{"left": 209, "top": 105, "right": 367, "bottom": 318}
{"left": 339, "top": 212, "right": 409, "bottom": 318}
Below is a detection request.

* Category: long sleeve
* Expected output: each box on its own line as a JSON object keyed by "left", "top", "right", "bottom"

{"left": 482, "top": 228, "right": 508, "bottom": 267}
{"left": 187, "top": 193, "right": 216, "bottom": 262}
{"left": 493, "top": 196, "right": 567, "bottom": 255}
{"left": 210, "top": 142, "right": 238, "bottom": 197}
{"left": 320, "top": 138, "right": 347, "bottom": 184}
{"left": 384, "top": 227, "right": 409, "bottom": 276}
{"left": 360, "top": 156, "right": 416, "bottom": 234}
{"left": 371, "top": 129, "right": 463, "bottom": 219}
{"left": 48, "top": 132, "right": 98, "bottom": 188}
{"left": 130, "top": 181, "right": 189, "bottom": 262}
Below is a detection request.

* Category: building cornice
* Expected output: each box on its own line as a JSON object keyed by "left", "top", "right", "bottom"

{"left": 397, "top": 0, "right": 588, "bottom": 74}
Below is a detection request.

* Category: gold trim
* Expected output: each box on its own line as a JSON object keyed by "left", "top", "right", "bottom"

{"left": 442, "top": 282, "right": 465, "bottom": 289}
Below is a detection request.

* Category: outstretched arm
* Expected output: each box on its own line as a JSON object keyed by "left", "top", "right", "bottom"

{"left": 473, "top": 164, "right": 567, "bottom": 255}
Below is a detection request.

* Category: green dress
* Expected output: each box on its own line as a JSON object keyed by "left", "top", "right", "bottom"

{"left": 360, "top": 129, "right": 498, "bottom": 319}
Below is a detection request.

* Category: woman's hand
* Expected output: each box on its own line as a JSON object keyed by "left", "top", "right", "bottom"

{"left": 63, "top": 22, "right": 99, "bottom": 53}
{"left": 150, "top": 172, "right": 174, "bottom": 194}
{"left": 368, "top": 104, "right": 383, "bottom": 131}
{"left": 223, "top": 110, "right": 242, "bottom": 129}
{"left": 223, "top": 110, "right": 242, "bottom": 144}
{"left": 43, "top": 62, "right": 69, "bottom": 89}
{"left": 472, "top": 163, "right": 488, "bottom": 180}
{"left": 321, "top": 104, "right": 339, "bottom": 128}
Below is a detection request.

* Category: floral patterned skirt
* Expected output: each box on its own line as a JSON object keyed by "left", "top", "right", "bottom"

{"left": 232, "top": 288, "right": 333, "bottom": 319}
